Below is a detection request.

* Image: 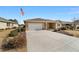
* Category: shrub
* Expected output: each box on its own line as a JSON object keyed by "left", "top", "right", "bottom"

{"left": 0, "top": 29, "right": 4, "bottom": 32}
{"left": 8, "top": 29, "right": 18, "bottom": 37}
{"left": 12, "top": 27, "right": 17, "bottom": 29}
{"left": 60, "top": 27, "right": 66, "bottom": 30}
{"left": 2, "top": 32, "right": 26, "bottom": 51}
{"left": 8, "top": 25, "right": 25, "bottom": 37}
{"left": 53, "top": 29, "right": 58, "bottom": 32}
{"left": 2, "top": 39, "right": 16, "bottom": 51}
{"left": 18, "top": 25, "right": 25, "bottom": 32}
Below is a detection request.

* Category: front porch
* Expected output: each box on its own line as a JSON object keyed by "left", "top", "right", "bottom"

{"left": 43, "top": 22, "right": 56, "bottom": 30}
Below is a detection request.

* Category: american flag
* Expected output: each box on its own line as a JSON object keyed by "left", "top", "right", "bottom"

{"left": 20, "top": 8, "right": 24, "bottom": 16}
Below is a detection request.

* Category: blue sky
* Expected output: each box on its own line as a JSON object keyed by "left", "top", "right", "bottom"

{"left": 0, "top": 6, "right": 79, "bottom": 24}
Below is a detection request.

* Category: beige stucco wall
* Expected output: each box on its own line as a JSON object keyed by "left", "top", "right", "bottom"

{"left": 13, "top": 24, "right": 18, "bottom": 28}
{"left": 0, "top": 22, "right": 7, "bottom": 29}
{"left": 25, "top": 21, "right": 58, "bottom": 30}
{"left": 7, "top": 23, "right": 18, "bottom": 28}
{"left": 0, "top": 21, "right": 18, "bottom": 29}
{"left": 7, "top": 23, "right": 12, "bottom": 28}
{"left": 55, "top": 22, "right": 62, "bottom": 29}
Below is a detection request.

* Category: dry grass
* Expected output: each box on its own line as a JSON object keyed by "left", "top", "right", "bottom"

{"left": 0, "top": 29, "right": 14, "bottom": 51}
{"left": 0, "top": 29, "right": 12, "bottom": 38}
{"left": 64, "top": 30, "right": 79, "bottom": 37}
{"left": 0, "top": 29, "right": 13, "bottom": 45}
{"left": 0, "top": 29, "right": 26, "bottom": 52}
{"left": 2, "top": 31, "right": 26, "bottom": 52}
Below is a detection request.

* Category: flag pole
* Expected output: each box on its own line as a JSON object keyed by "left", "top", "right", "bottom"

{"left": 20, "top": 8, "right": 27, "bottom": 51}
{"left": 20, "top": 8, "right": 24, "bottom": 32}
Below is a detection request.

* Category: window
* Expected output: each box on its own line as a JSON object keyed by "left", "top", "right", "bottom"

{"left": 7, "top": 22, "right": 10, "bottom": 26}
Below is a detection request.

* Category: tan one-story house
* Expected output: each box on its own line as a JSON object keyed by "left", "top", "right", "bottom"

{"left": 0, "top": 17, "right": 18, "bottom": 30}
{"left": 24, "top": 18, "right": 62, "bottom": 30}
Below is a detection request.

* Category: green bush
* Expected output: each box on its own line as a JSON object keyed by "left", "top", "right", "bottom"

{"left": 18, "top": 25, "right": 25, "bottom": 32}
{"left": 8, "top": 25, "right": 25, "bottom": 37}
{"left": 8, "top": 29, "right": 18, "bottom": 37}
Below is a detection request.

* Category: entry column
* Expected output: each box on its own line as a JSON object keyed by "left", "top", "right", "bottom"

{"left": 45, "top": 21, "right": 48, "bottom": 30}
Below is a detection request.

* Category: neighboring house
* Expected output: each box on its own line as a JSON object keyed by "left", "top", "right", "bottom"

{"left": 73, "top": 20, "right": 79, "bottom": 30}
{"left": 0, "top": 21, "right": 7, "bottom": 30}
{"left": 24, "top": 18, "right": 62, "bottom": 30}
{"left": 0, "top": 17, "right": 18, "bottom": 29}
{"left": 55, "top": 20, "right": 79, "bottom": 30}
{"left": 7, "top": 21, "right": 18, "bottom": 29}
{"left": 60, "top": 21, "right": 73, "bottom": 29}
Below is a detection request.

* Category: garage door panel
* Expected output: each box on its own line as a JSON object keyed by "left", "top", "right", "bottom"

{"left": 28, "top": 23, "right": 43, "bottom": 30}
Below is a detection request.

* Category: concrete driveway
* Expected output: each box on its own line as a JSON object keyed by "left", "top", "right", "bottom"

{"left": 26, "top": 30, "right": 79, "bottom": 52}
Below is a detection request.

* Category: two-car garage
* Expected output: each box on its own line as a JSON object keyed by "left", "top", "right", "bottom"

{"left": 28, "top": 23, "right": 43, "bottom": 30}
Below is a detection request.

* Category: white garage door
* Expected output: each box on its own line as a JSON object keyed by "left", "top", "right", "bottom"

{"left": 28, "top": 23, "right": 43, "bottom": 30}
